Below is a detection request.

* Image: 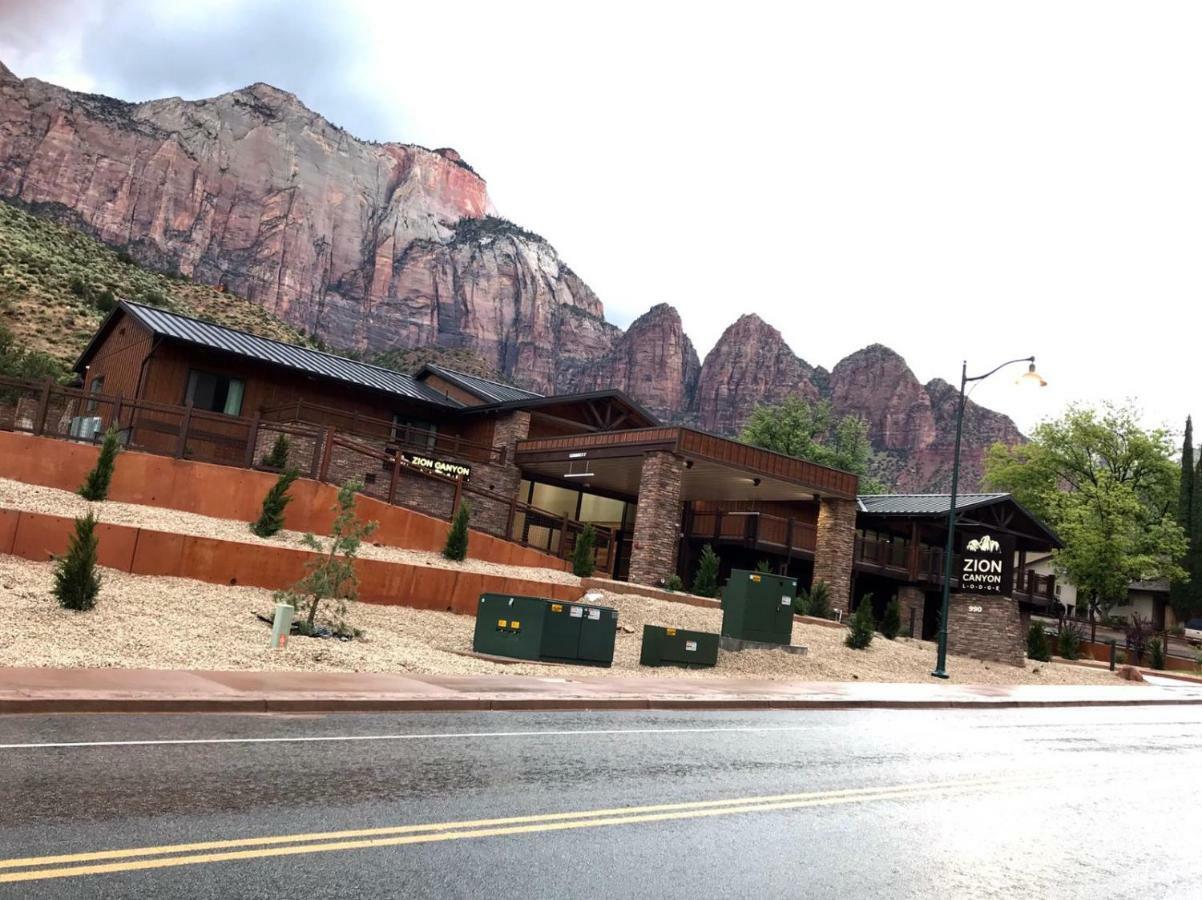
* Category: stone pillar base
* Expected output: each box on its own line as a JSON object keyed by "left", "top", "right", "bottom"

{"left": 629, "top": 451, "right": 685, "bottom": 586}
{"left": 897, "top": 585, "right": 925, "bottom": 639}
{"left": 946, "top": 593, "right": 1026, "bottom": 667}
{"left": 813, "top": 497, "right": 857, "bottom": 617}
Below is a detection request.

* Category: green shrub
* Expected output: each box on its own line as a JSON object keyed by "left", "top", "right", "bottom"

{"left": 443, "top": 500, "right": 471, "bottom": 561}
{"left": 1194, "top": 644, "right": 1202, "bottom": 673}
{"left": 691, "top": 544, "right": 720, "bottom": 597}
{"left": 755, "top": 560, "right": 772, "bottom": 573}
{"left": 1148, "top": 637, "right": 1166, "bottom": 671}
{"left": 261, "top": 433, "right": 291, "bottom": 469}
{"left": 663, "top": 574, "right": 683, "bottom": 592}
{"left": 845, "top": 593, "right": 875, "bottom": 649}
{"left": 1027, "top": 622, "right": 1051, "bottom": 662}
{"left": 1057, "top": 622, "right": 1084, "bottom": 661}
{"left": 880, "top": 596, "right": 902, "bottom": 640}
{"left": 53, "top": 511, "right": 101, "bottom": 611}
{"left": 78, "top": 426, "right": 121, "bottom": 501}
{"left": 572, "top": 523, "right": 596, "bottom": 578}
{"left": 795, "top": 581, "right": 832, "bottom": 619}
{"left": 250, "top": 469, "right": 298, "bottom": 538}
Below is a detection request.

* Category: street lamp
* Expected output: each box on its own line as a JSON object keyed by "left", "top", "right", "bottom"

{"left": 931, "top": 356, "right": 1047, "bottom": 679}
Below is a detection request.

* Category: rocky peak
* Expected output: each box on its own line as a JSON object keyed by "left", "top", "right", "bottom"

{"left": 829, "top": 344, "right": 936, "bottom": 452}
{"left": 692, "top": 314, "right": 820, "bottom": 433}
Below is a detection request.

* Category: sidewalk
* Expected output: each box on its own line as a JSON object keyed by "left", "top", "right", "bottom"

{"left": 3, "top": 667, "right": 1202, "bottom": 714}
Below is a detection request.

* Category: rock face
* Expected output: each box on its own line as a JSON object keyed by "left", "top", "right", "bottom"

{"left": 0, "top": 63, "right": 1023, "bottom": 489}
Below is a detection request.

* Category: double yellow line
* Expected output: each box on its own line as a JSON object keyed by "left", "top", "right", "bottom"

{"left": 0, "top": 774, "right": 1042, "bottom": 884}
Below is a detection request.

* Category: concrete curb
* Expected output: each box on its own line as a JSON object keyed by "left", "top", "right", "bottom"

{"left": 5, "top": 695, "right": 1202, "bottom": 715}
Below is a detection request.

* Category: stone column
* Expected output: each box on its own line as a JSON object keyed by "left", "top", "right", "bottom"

{"left": 471, "top": 410, "right": 531, "bottom": 536}
{"left": 812, "top": 496, "right": 857, "bottom": 616}
{"left": 628, "top": 451, "right": 685, "bottom": 586}
{"left": 946, "top": 593, "right": 1026, "bottom": 667}
{"left": 897, "top": 585, "right": 926, "bottom": 638}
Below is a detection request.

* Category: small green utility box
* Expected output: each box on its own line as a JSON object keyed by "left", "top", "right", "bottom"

{"left": 639, "top": 625, "right": 719, "bottom": 668}
{"left": 473, "top": 594, "right": 617, "bottom": 667}
{"left": 720, "top": 569, "right": 798, "bottom": 644}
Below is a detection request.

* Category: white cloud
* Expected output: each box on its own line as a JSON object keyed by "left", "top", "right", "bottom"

{"left": 2, "top": 0, "right": 1198, "bottom": 434}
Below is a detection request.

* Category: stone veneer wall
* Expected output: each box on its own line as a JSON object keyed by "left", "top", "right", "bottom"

{"left": 628, "top": 451, "right": 685, "bottom": 586}
{"left": 945, "top": 593, "right": 1026, "bottom": 667}
{"left": 897, "top": 585, "right": 926, "bottom": 639}
{"left": 812, "top": 497, "right": 857, "bottom": 616}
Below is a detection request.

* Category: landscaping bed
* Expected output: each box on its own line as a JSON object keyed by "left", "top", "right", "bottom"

{"left": 0, "top": 556, "right": 1127, "bottom": 685}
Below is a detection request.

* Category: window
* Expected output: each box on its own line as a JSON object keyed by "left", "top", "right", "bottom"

{"left": 86, "top": 376, "right": 105, "bottom": 413}
{"left": 391, "top": 415, "right": 437, "bottom": 450}
{"left": 185, "top": 370, "right": 244, "bottom": 416}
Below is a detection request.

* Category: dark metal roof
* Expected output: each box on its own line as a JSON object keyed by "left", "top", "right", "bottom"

{"left": 856, "top": 493, "right": 1012, "bottom": 515}
{"left": 417, "top": 363, "right": 543, "bottom": 404}
{"left": 457, "top": 389, "right": 661, "bottom": 428}
{"left": 114, "top": 301, "right": 459, "bottom": 408}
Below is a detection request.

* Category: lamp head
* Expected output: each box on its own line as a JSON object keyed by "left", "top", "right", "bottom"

{"left": 1016, "top": 360, "right": 1047, "bottom": 388}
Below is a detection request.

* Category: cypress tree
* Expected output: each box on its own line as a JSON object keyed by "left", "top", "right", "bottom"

{"left": 443, "top": 501, "right": 471, "bottom": 561}
{"left": 1171, "top": 417, "right": 1195, "bottom": 617}
{"left": 261, "top": 433, "right": 291, "bottom": 469}
{"left": 880, "top": 596, "right": 902, "bottom": 640}
{"left": 78, "top": 426, "right": 121, "bottom": 501}
{"left": 1191, "top": 449, "right": 1202, "bottom": 617}
{"left": 845, "top": 593, "right": 876, "bottom": 649}
{"left": 54, "top": 511, "right": 101, "bottom": 611}
{"left": 250, "top": 469, "right": 299, "bottom": 538}
{"left": 691, "top": 544, "right": 720, "bottom": 597}
{"left": 571, "top": 523, "right": 596, "bottom": 578}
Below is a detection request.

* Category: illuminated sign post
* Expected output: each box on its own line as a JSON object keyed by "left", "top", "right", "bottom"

{"left": 401, "top": 451, "right": 471, "bottom": 480}
{"left": 958, "top": 532, "right": 1014, "bottom": 596}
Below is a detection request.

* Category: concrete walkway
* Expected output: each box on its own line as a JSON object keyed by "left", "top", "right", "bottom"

{"left": 3, "top": 667, "right": 1202, "bottom": 714}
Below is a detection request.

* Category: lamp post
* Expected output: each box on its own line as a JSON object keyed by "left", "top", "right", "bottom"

{"left": 931, "top": 357, "right": 1047, "bottom": 679}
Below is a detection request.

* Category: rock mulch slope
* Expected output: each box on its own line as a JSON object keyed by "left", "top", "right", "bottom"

{"left": 0, "top": 557, "right": 1124, "bottom": 686}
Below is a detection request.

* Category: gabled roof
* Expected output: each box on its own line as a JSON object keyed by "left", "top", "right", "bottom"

{"left": 856, "top": 493, "right": 1010, "bottom": 516}
{"left": 77, "top": 301, "right": 459, "bottom": 408}
{"left": 458, "top": 389, "right": 661, "bottom": 429}
{"left": 416, "top": 363, "right": 543, "bottom": 404}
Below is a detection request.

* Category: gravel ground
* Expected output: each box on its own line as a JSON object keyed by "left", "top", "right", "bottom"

{"left": 0, "top": 557, "right": 1126, "bottom": 685}
{"left": 0, "top": 476, "right": 580, "bottom": 585}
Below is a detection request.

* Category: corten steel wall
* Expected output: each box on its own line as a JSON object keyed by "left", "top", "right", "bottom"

{"left": 0, "top": 508, "right": 581, "bottom": 614}
{"left": 0, "top": 432, "right": 570, "bottom": 572}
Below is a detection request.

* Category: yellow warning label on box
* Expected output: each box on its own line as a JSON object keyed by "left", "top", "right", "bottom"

{"left": 498, "top": 619, "right": 508, "bottom": 628}
{"left": 510, "top": 621, "right": 521, "bottom": 630}
{"left": 750, "top": 574, "right": 762, "bottom": 582}
{"left": 551, "top": 604, "right": 563, "bottom": 612}
{"left": 666, "top": 628, "right": 676, "bottom": 636}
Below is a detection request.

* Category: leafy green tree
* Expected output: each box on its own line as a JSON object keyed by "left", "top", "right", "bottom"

{"left": 250, "top": 469, "right": 298, "bottom": 538}
{"left": 276, "top": 480, "right": 378, "bottom": 635}
{"left": 78, "top": 426, "right": 122, "bottom": 501}
{"left": 572, "top": 523, "right": 596, "bottom": 578}
{"left": 845, "top": 593, "right": 875, "bottom": 649}
{"left": 0, "top": 320, "right": 67, "bottom": 381}
{"left": 691, "top": 544, "right": 720, "bottom": 597}
{"left": 985, "top": 403, "right": 1187, "bottom": 641}
{"left": 739, "top": 396, "right": 885, "bottom": 492}
{"left": 54, "top": 511, "right": 101, "bottom": 611}
{"left": 880, "top": 596, "right": 902, "bottom": 640}
{"left": 443, "top": 500, "right": 471, "bottom": 561}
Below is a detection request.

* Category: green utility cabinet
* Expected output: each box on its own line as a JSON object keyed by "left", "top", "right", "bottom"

{"left": 473, "top": 594, "right": 617, "bottom": 666}
{"left": 720, "top": 569, "right": 798, "bottom": 644}
{"left": 639, "top": 625, "right": 719, "bottom": 668}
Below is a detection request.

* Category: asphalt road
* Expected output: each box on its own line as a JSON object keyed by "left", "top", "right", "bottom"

{"left": 1, "top": 706, "right": 1200, "bottom": 898}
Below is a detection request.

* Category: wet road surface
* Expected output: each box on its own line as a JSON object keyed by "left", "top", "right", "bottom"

{"left": 1, "top": 706, "right": 1200, "bottom": 897}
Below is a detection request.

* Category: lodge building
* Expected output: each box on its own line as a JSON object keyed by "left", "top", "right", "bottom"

{"left": 18, "top": 300, "right": 1062, "bottom": 659}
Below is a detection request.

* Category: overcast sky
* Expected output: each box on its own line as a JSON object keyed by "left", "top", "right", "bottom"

{"left": 2, "top": 0, "right": 1198, "bottom": 435}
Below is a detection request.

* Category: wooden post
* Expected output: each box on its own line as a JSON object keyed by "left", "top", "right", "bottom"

{"left": 907, "top": 521, "right": 921, "bottom": 580}
{"left": 309, "top": 427, "right": 325, "bottom": 479}
{"left": 175, "top": 404, "right": 193, "bottom": 458}
{"left": 243, "top": 415, "right": 261, "bottom": 468}
{"left": 713, "top": 510, "right": 722, "bottom": 541}
{"left": 784, "top": 518, "right": 795, "bottom": 569}
{"left": 109, "top": 394, "right": 124, "bottom": 435}
{"left": 318, "top": 429, "right": 335, "bottom": 482}
{"left": 505, "top": 498, "right": 517, "bottom": 540}
{"left": 33, "top": 378, "right": 53, "bottom": 436}
{"left": 388, "top": 452, "right": 402, "bottom": 505}
{"left": 451, "top": 475, "right": 463, "bottom": 517}
{"left": 558, "top": 513, "right": 570, "bottom": 559}
{"left": 608, "top": 527, "right": 618, "bottom": 578}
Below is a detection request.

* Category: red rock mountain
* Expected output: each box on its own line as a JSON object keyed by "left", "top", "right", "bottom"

{"left": 0, "top": 63, "right": 1021, "bottom": 489}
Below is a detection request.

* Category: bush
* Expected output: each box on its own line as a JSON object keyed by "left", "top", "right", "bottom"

{"left": 663, "top": 574, "right": 683, "bottom": 592}
{"left": 1148, "top": 637, "right": 1166, "bottom": 671}
{"left": 880, "top": 596, "right": 902, "bottom": 640}
{"left": 794, "top": 581, "right": 832, "bottom": 619}
{"left": 845, "top": 593, "right": 875, "bottom": 649}
{"left": 250, "top": 469, "right": 298, "bottom": 538}
{"left": 1194, "top": 644, "right": 1202, "bottom": 674}
{"left": 276, "top": 480, "right": 377, "bottom": 637}
{"left": 443, "top": 500, "right": 471, "bottom": 561}
{"left": 572, "top": 523, "right": 596, "bottom": 578}
{"left": 261, "top": 433, "right": 291, "bottom": 469}
{"left": 54, "top": 511, "right": 101, "bottom": 611}
{"left": 691, "top": 544, "right": 720, "bottom": 597}
{"left": 755, "top": 560, "right": 772, "bottom": 573}
{"left": 78, "top": 426, "right": 121, "bottom": 501}
{"left": 1027, "top": 622, "right": 1051, "bottom": 662}
{"left": 1057, "top": 622, "right": 1084, "bottom": 660}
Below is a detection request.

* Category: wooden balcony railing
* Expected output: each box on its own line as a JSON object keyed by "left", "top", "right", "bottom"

{"left": 687, "top": 509, "right": 817, "bottom": 556}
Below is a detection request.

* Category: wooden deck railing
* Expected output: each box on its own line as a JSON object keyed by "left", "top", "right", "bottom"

{"left": 687, "top": 509, "right": 818, "bottom": 557}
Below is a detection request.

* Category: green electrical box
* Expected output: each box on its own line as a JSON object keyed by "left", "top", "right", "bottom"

{"left": 473, "top": 595, "right": 617, "bottom": 666}
{"left": 720, "top": 569, "right": 798, "bottom": 644}
{"left": 639, "top": 625, "right": 719, "bottom": 668}
{"left": 472, "top": 594, "right": 549, "bottom": 660}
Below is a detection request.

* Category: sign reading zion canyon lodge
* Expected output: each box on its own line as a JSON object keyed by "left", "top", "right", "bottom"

{"left": 958, "top": 532, "right": 1014, "bottom": 596}
{"left": 401, "top": 452, "right": 472, "bottom": 480}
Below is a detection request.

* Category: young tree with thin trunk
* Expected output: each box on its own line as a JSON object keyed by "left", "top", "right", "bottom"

{"left": 78, "top": 426, "right": 121, "bottom": 501}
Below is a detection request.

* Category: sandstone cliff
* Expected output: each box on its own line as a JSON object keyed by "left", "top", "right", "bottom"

{"left": 0, "top": 62, "right": 1023, "bottom": 489}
